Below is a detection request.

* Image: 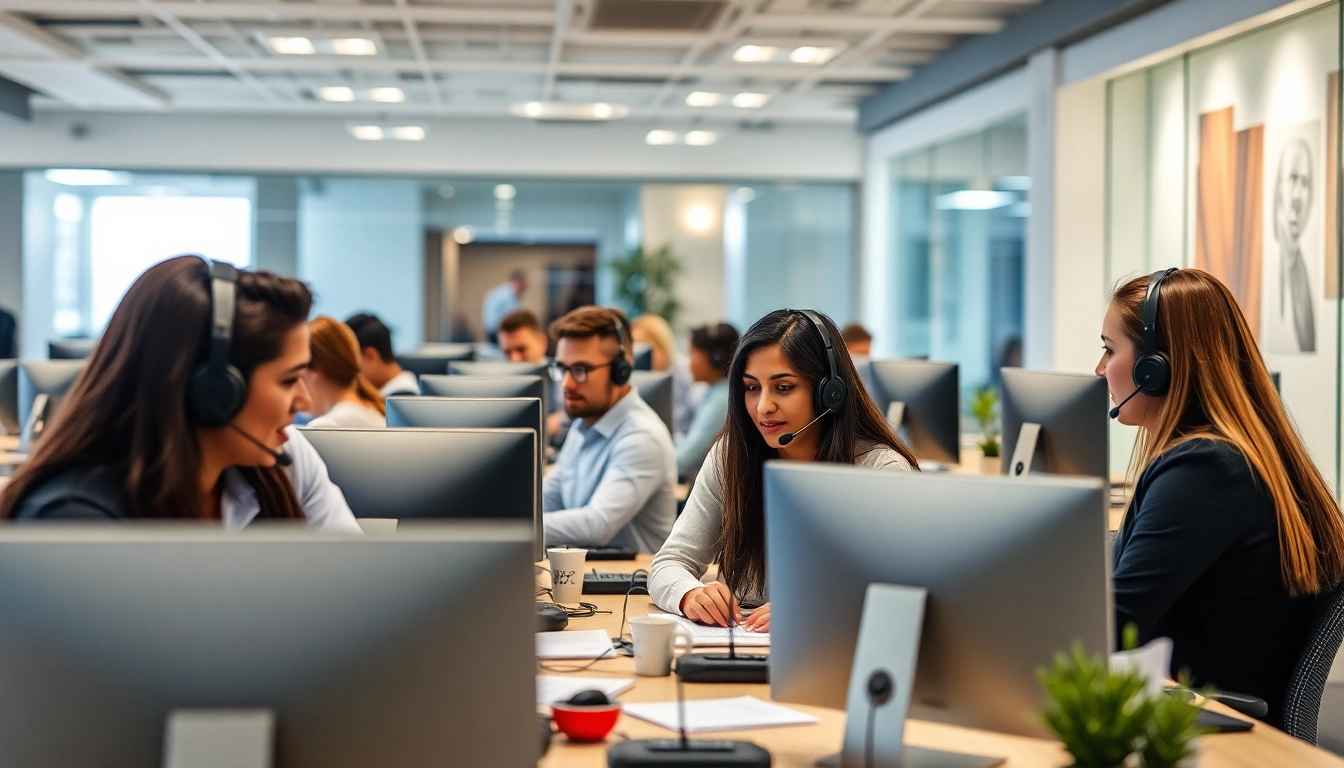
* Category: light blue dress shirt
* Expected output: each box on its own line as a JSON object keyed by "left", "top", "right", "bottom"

{"left": 543, "top": 389, "right": 677, "bottom": 553}
{"left": 222, "top": 426, "right": 362, "bottom": 532}
{"left": 481, "top": 282, "right": 520, "bottom": 336}
{"left": 675, "top": 378, "right": 727, "bottom": 478}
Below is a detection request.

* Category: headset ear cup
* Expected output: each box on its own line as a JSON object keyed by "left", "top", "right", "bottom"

{"left": 187, "top": 363, "right": 248, "bottom": 426}
{"left": 610, "top": 357, "right": 633, "bottom": 387}
{"left": 814, "top": 375, "right": 847, "bottom": 415}
{"left": 1132, "top": 353, "right": 1171, "bottom": 396}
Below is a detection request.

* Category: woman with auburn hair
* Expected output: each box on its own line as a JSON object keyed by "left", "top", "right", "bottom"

{"left": 304, "top": 316, "right": 386, "bottom": 428}
{"left": 631, "top": 313, "right": 698, "bottom": 436}
{"left": 0, "top": 256, "right": 358, "bottom": 529}
{"left": 1100, "top": 268, "right": 1344, "bottom": 726}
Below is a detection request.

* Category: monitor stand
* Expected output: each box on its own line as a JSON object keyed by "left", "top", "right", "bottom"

{"left": 17, "top": 393, "right": 48, "bottom": 454}
{"left": 885, "top": 402, "right": 906, "bottom": 432}
{"left": 816, "top": 584, "right": 1004, "bottom": 768}
{"left": 1007, "top": 422, "right": 1042, "bottom": 478}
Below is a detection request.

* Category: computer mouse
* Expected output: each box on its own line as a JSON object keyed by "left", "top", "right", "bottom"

{"left": 536, "top": 603, "right": 569, "bottom": 632}
{"left": 567, "top": 689, "right": 611, "bottom": 707}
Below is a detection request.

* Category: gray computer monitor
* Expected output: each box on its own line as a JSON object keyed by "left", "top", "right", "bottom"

{"left": 415, "top": 342, "right": 475, "bottom": 359}
{"left": 0, "top": 360, "right": 17, "bottom": 435}
{"left": 419, "top": 374, "right": 546, "bottom": 403}
{"left": 48, "top": 338, "right": 97, "bottom": 360}
{"left": 633, "top": 346, "right": 654, "bottom": 371}
{"left": 301, "top": 427, "right": 535, "bottom": 523}
{"left": 1000, "top": 368, "right": 1108, "bottom": 479}
{"left": 0, "top": 524, "right": 536, "bottom": 767}
{"left": 449, "top": 361, "right": 549, "bottom": 378}
{"left": 18, "top": 360, "right": 86, "bottom": 451}
{"left": 385, "top": 397, "right": 545, "bottom": 560}
{"left": 866, "top": 360, "right": 960, "bottom": 465}
{"left": 765, "top": 463, "right": 1109, "bottom": 740}
{"left": 630, "top": 370, "right": 673, "bottom": 435}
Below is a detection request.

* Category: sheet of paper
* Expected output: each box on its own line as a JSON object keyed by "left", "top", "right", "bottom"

{"left": 1110, "top": 637, "right": 1173, "bottom": 698}
{"left": 622, "top": 696, "right": 818, "bottom": 734}
{"left": 536, "top": 629, "right": 617, "bottom": 660}
{"left": 670, "top": 615, "right": 770, "bottom": 647}
{"left": 536, "top": 676, "right": 634, "bottom": 706}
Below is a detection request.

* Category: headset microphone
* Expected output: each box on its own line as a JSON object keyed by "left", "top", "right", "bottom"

{"left": 1108, "top": 387, "right": 1143, "bottom": 420}
{"left": 779, "top": 409, "right": 831, "bottom": 446}
{"left": 227, "top": 422, "right": 293, "bottom": 467}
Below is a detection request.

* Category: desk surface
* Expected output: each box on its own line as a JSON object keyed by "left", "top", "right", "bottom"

{"left": 539, "top": 557, "right": 1344, "bottom": 768}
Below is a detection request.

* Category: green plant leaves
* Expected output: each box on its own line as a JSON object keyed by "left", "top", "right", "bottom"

{"left": 609, "top": 244, "right": 683, "bottom": 328}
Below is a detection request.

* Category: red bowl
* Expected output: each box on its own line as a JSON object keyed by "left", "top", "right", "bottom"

{"left": 550, "top": 702, "right": 622, "bottom": 743}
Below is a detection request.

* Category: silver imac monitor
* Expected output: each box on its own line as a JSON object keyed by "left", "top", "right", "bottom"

{"left": 1000, "top": 368, "right": 1108, "bottom": 480}
{"left": 0, "top": 524, "right": 537, "bottom": 767}
{"left": 449, "top": 361, "right": 549, "bottom": 378}
{"left": 301, "top": 428, "right": 535, "bottom": 524}
{"left": 765, "top": 462, "right": 1109, "bottom": 740}
{"left": 629, "top": 370, "right": 674, "bottom": 435}
{"left": 396, "top": 347, "right": 473, "bottom": 377}
{"left": 866, "top": 360, "right": 960, "bottom": 466}
{"left": 48, "top": 338, "right": 97, "bottom": 360}
{"left": 385, "top": 397, "right": 545, "bottom": 560}
{"left": 419, "top": 374, "right": 546, "bottom": 403}
{"left": 0, "top": 360, "right": 18, "bottom": 435}
{"left": 18, "top": 360, "right": 86, "bottom": 451}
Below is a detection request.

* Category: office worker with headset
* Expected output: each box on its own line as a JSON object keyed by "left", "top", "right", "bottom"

{"left": 1101, "top": 268, "right": 1344, "bottom": 726}
{"left": 649, "top": 309, "right": 918, "bottom": 630}
{"left": 0, "top": 256, "right": 359, "bottom": 531}
{"left": 675, "top": 322, "right": 740, "bottom": 479}
{"left": 542, "top": 306, "right": 677, "bottom": 553}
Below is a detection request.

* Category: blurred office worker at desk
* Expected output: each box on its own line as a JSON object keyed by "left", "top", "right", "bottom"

{"left": 1102, "top": 268, "right": 1344, "bottom": 728}
{"left": 303, "top": 316, "right": 386, "bottom": 429}
{"left": 0, "top": 257, "right": 359, "bottom": 532}
{"left": 346, "top": 313, "right": 419, "bottom": 397}
{"left": 496, "top": 309, "right": 551, "bottom": 364}
{"left": 542, "top": 306, "right": 676, "bottom": 552}
{"left": 482, "top": 269, "right": 527, "bottom": 342}
{"left": 675, "top": 322, "right": 739, "bottom": 480}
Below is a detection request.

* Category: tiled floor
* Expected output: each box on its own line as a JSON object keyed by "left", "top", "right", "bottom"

{"left": 1320, "top": 684, "right": 1344, "bottom": 754}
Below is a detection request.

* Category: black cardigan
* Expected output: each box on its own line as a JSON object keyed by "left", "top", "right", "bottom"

{"left": 1113, "top": 438, "right": 1312, "bottom": 727}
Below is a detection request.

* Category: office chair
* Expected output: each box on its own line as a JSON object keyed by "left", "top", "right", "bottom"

{"left": 1283, "top": 580, "right": 1344, "bottom": 744}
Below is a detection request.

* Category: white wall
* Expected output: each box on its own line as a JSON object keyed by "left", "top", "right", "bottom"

{"left": 640, "top": 185, "right": 728, "bottom": 335}
{"left": 0, "top": 112, "right": 863, "bottom": 182}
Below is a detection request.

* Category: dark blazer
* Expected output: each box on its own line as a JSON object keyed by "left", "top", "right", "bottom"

{"left": 10, "top": 464, "right": 127, "bottom": 520}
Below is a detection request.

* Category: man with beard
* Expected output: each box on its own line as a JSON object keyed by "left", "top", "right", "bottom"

{"left": 542, "top": 306, "right": 676, "bottom": 553}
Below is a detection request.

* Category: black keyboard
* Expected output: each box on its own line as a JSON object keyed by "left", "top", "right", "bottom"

{"left": 585, "top": 546, "right": 638, "bottom": 561}
{"left": 583, "top": 571, "right": 648, "bottom": 595}
{"left": 643, "top": 739, "right": 740, "bottom": 753}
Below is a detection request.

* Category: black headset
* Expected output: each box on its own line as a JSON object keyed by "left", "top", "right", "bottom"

{"left": 608, "top": 310, "right": 633, "bottom": 387}
{"left": 792, "top": 309, "right": 847, "bottom": 415}
{"left": 186, "top": 259, "right": 248, "bottom": 426}
{"left": 1132, "top": 267, "right": 1178, "bottom": 396}
{"left": 704, "top": 325, "right": 730, "bottom": 370}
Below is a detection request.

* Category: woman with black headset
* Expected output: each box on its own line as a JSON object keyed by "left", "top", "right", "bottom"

{"left": 675, "top": 322, "right": 740, "bottom": 480}
{"left": 1101, "top": 268, "right": 1344, "bottom": 726}
{"left": 0, "top": 256, "right": 360, "bottom": 530}
{"left": 649, "top": 309, "right": 919, "bottom": 631}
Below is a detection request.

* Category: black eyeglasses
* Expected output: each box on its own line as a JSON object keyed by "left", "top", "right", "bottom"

{"left": 549, "top": 361, "right": 613, "bottom": 384}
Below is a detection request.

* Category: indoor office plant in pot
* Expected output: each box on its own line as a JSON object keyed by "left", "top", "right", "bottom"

{"left": 969, "top": 386, "right": 1001, "bottom": 475}
{"left": 1038, "top": 644, "right": 1154, "bottom": 768}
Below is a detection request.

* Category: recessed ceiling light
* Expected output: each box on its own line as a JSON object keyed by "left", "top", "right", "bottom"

{"left": 494, "top": 184, "right": 517, "bottom": 201}
{"left": 318, "top": 86, "right": 355, "bottom": 102}
{"left": 331, "top": 38, "right": 378, "bottom": 56}
{"left": 370, "top": 87, "right": 405, "bottom": 103}
{"left": 351, "top": 125, "right": 384, "bottom": 141}
{"left": 789, "top": 46, "right": 837, "bottom": 64}
{"left": 268, "top": 36, "right": 315, "bottom": 55}
{"left": 391, "top": 125, "right": 425, "bottom": 141}
{"left": 732, "top": 92, "right": 769, "bottom": 109}
{"left": 592, "top": 103, "right": 613, "bottom": 119}
{"left": 523, "top": 102, "right": 543, "bottom": 117}
{"left": 646, "top": 130, "right": 679, "bottom": 146}
{"left": 44, "top": 168, "right": 132, "bottom": 186}
{"left": 684, "top": 130, "right": 719, "bottom": 146}
{"left": 510, "top": 101, "right": 630, "bottom": 121}
{"left": 732, "top": 45, "right": 778, "bottom": 63}
{"left": 685, "top": 91, "right": 721, "bottom": 107}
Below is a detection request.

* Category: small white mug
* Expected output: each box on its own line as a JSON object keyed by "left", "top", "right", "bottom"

{"left": 547, "top": 548, "right": 587, "bottom": 604}
{"left": 629, "top": 615, "right": 695, "bottom": 677}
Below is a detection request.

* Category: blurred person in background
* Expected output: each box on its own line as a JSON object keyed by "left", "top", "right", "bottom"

{"left": 305, "top": 316, "right": 386, "bottom": 429}
{"left": 676, "top": 322, "right": 739, "bottom": 480}
{"left": 346, "top": 313, "right": 419, "bottom": 397}
{"left": 631, "top": 313, "right": 700, "bottom": 437}
{"left": 482, "top": 269, "right": 527, "bottom": 342}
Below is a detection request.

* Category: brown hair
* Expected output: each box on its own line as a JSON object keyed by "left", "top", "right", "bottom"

{"left": 716, "top": 309, "right": 919, "bottom": 599}
{"left": 0, "top": 256, "right": 310, "bottom": 520}
{"left": 549, "top": 305, "right": 633, "bottom": 360}
{"left": 309, "top": 316, "right": 385, "bottom": 416}
{"left": 840, "top": 323, "right": 872, "bottom": 344}
{"left": 498, "top": 308, "right": 543, "bottom": 335}
{"left": 1112, "top": 269, "right": 1344, "bottom": 595}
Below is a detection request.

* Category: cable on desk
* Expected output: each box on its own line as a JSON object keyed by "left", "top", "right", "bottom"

{"left": 538, "top": 569, "right": 649, "bottom": 674}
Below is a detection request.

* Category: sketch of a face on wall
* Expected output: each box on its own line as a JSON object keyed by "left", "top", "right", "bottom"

{"left": 1274, "top": 137, "right": 1315, "bottom": 353}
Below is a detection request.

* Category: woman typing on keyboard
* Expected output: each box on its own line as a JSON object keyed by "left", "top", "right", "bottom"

{"left": 648, "top": 309, "right": 918, "bottom": 631}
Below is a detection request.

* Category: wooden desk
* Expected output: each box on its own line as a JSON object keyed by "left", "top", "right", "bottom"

{"left": 539, "top": 557, "right": 1344, "bottom": 768}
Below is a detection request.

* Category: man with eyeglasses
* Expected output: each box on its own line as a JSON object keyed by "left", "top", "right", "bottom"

{"left": 542, "top": 306, "right": 676, "bottom": 553}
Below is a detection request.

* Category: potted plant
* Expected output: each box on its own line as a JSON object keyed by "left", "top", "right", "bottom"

{"left": 608, "top": 244, "right": 683, "bottom": 328}
{"left": 1038, "top": 644, "right": 1154, "bottom": 768}
{"left": 1139, "top": 677, "right": 1209, "bottom": 768}
{"left": 969, "top": 386, "right": 1001, "bottom": 475}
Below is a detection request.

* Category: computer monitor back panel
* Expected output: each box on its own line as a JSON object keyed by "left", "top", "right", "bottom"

{"left": 48, "top": 338, "right": 97, "bottom": 360}
{"left": 866, "top": 360, "right": 960, "bottom": 464}
{"left": 629, "top": 371, "right": 674, "bottom": 435}
{"left": 18, "top": 360, "right": 86, "bottom": 429}
{"left": 765, "top": 463, "right": 1109, "bottom": 738}
{"left": 419, "top": 374, "right": 546, "bottom": 403}
{"left": 0, "top": 360, "right": 18, "bottom": 435}
{"left": 0, "top": 525, "right": 537, "bottom": 768}
{"left": 449, "top": 361, "right": 549, "bottom": 378}
{"left": 301, "top": 428, "right": 535, "bottom": 522}
{"left": 1000, "top": 368, "right": 1109, "bottom": 479}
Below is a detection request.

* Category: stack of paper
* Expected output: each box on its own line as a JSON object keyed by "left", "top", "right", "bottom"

{"left": 622, "top": 696, "right": 817, "bottom": 733}
{"left": 536, "top": 676, "right": 634, "bottom": 706}
{"left": 536, "top": 630, "right": 617, "bottom": 660}
{"left": 671, "top": 616, "right": 770, "bottom": 648}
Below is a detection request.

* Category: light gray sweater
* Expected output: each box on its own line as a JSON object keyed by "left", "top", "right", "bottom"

{"left": 648, "top": 439, "right": 913, "bottom": 615}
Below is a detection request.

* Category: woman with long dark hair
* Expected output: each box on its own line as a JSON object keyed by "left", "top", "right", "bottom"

{"left": 649, "top": 309, "right": 918, "bottom": 630}
{"left": 0, "top": 256, "right": 359, "bottom": 529}
{"left": 1102, "top": 268, "right": 1344, "bottom": 726}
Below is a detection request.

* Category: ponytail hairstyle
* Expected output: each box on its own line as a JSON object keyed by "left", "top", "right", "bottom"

{"left": 0, "top": 256, "right": 310, "bottom": 520}
{"left": 308, "top": 316, "right": 386, "bottom": 416}
{"left": 1111, "top": 269, "right": 1344, "bottom": 595}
